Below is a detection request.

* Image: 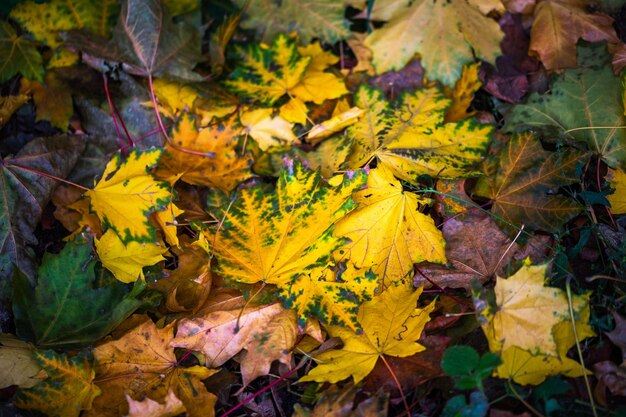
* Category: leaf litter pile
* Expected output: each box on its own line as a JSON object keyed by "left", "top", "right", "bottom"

{"left": 2, "top": 0, "right": 626, "bottom": 416}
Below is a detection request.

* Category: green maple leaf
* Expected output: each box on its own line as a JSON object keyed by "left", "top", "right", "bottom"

{"left": 344, "top": 85, "right": 491, "bottom": 182}
{"left": 12, "top": 235, "right": 148, "bottom": 348}
{"left": 472, "top": 133, "right": 589, "bottom": 233}
{"left": 503, "top": 44, "right": 626, "bottom": 169}
{"left": 233, "top": 0, "right": 350, "bottom": 44}
{"left": 0, "top": 21, "right": 43, "bottom": 82}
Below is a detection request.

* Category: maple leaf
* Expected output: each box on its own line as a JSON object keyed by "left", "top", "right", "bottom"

{"left": 307, "top": 106, "right": 365, "bottom": 144}
{"left": 87, "top": 318, "right": 217, "bottom": 417}
{"left": 529, "top": 0, "right": 618, "bottom": 69}
{"left": 608, "top": 168, "right": 626, "bottom": 214}
{"left": 0, "top": 94, "right": 29, "bottom": 128}
{"left": 503, "top": 44, "right": 626, "bottom": 168}
{"left": 95, "top": 230, "right": 167, "bottom": 283}
{"left": 13, "top": 350, "right": 101, "bottom": 417}
{"left": 233, "top": 0, "right": 350, "bottom": 44}
{"left": 334, "top": 165, "right": 446, "bottom": 288}
{"left": 0, "top": 135, "right": 85, "bottom": 282}
{"left": 344, "top": 85, "right": 491, "bottom": 182}
{"left": 20, "top": 71, "right": 73, "bottom": 130}
{"left": 0, "top": 21, "right": 43, "bottom": 82}
{"left": 445, "top": 63, "right": 482, "bottom": 123}
{"left": 12, "top": 235, "right": 147, "bottom": 347}
{"left": 363, "top": 0, "right": 503, "bottom": 85}
{"left": 300, "top": 284, "right": 435, "bottom": 383}
{"left": 172, "top": 297, "right": 321, "bottom": 386}
{"left": 0, "top": 334, "right": 44, "bottom": 389}
{"left": 472, "top": 133, "right": 588, "bottom": 233}
{"left": 155, "top": 113, "right": 253, "bottom": 192}
{"left": 10, "top": 0, "right": 118, "bottom": 68}
{"left": 85, "top": 149, "right": 171, "bottom": 244}
{"left": 126, "top": 389, "right": 186, "bottom": 417}
{"left": 306, "top": 135, "right": 353, "bottom": 179}
{"left": 226, "top": 34, "right": 311, "bottom": 105}
{"left": 293, "top": 383, "right": 389, "bottom": 416}
{"left": 209, "top": 160, "right": 374, "bottom": 327}
{"left": 239, "top": 107, "right": 298, "bottom": 150}
{"left": 63, "top": 0, "right": 202, "bottom": 81}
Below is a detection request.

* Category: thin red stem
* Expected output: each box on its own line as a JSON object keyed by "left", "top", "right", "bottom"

{"left": 380, "top": 355, "right": 411, "bottom": 417}
{"left": 9, "top": 163, "right": 89, "bottom": 191}
{"left": 102, "top": 74, "right": 132, "bottom": 154}
{"left": 119, "top": 124, "right": 172, "bottom": 153}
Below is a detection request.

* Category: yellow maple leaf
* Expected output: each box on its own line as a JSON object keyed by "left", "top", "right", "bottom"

{"left": 209, "top": 160, "right": 375, "bottom": 327}
{"left": 300, "top": 284, "right": 435, "bottom": 383}
{"left": 363, "top": 0, "right": 503, "bottom": 85}
{"left": 307, "top": 106, "right": 365, "bottom": 144}
{"left": 87, "top": 318, "right": 217, "bottom": 417}
{"left": 445, "top": 62, "right": 482, "bottom": 122}
{"left": 335, "top": 166, "right": 446, "bottom": 288}
{"left": 482, "top": 262, "right": 569, "bottom": 355}
{"left": 152, "top": 202, "right": 184, "bottom": 247}
{"left": 156, "top": 114, "right": 252, "bottom": 192}
{"left": 13, "top": 350, "right": 101, "bottom": 417}
{"left": 95, "top": 229, "right": 167, "bottom": 283}
{"left": 344, "top": 85, "right": 491, "bottom": 182}
{"left": 607, "top": 167, "right": 626, "bottom": 214}
{"left": 85, "top": 149, "right": 171, "bottom": 243}
{"left": 239, "top": 107, "right": 298, "bottom": 150}
{"left": 0, "top": 94, "right": 29, "bottom": 128}
{"left": 491, "top": 294, "right": 595, "bottom": 385}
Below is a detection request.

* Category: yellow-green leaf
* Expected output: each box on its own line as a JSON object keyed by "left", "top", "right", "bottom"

{"left": 0, "top": 21, "right": 43, "bottom": 83}
{"left": 225, "top": 34, "right": 311, "bottom": 105}
{"left": 364, "top": 0, "right": 503, "bottom": 85}
{"left": 95, "top": 229, "right": 167, "bottom": 283}
{"left": 0, "top": 94, "right": 29, "bottom": 128}
{"left": 300, "top": 284, "right": 435, "bottom": 383}
{"left": 607, "top": 167, "right": 626, "bottom": 214}
{"left": 13, "top": 350, "right": 101, "bottom": 417}
{"left": 85, "top": 149, "right": 171, "bottom": 243}
{"left": 344, "top": 85, "right": 491, "bottom": 182}
{"left": 335, "top": 166, "right": 446, "bottom": 288}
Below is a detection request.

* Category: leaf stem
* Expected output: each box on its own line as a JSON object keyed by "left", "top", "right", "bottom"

{"left": 380, "top": 355, "right": 411, "bottom": 417}
{"left": 102, "top": 73, "right": 134, "bottom": 153}
{"left": 9, "top": 163, "right": 89, "bottom": 191}
{"left": 565, "top": 277, "right": 598, "bottom": 417}
{"left": 507, "top": 380, "right": 545, "bottom": 417}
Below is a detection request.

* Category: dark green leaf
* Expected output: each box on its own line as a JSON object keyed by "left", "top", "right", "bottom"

{"left": 0, "top": 21, "right": 43, "bottom": 83}
{"left": 13, "top": 235, "right": 147, "bottom": 348}
{"left": 441, "top": 345, "right": 480, "bottom": 376}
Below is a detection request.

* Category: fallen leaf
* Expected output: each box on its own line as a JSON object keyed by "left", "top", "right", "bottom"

{"left": 126, "top": 389, "right": 186, "bottom": 417}
{"left": 529, "top": 0, "right": 618, "bottom": 69}
{"left": 293, "top": 383, "right": 389, "bottom": 417}
{"left": 95, "top": 229, "right": 167, "bottom": 283}
{"left": 445, "top": 63, "right": 482, "bottom": 123}
{"left": 63, "top": 0, "right": 202, "bottom": 80}
{"left": 87, "top": 318, "right": 217, "bottom": 417}
{"left": 156, "top": 113, "right": 253, "bottom": 192}
{"left": 13, "top": 350, "right": 101, "bottom": 417}
{"left": 152, "top": 202, "right": 184, "bottom": 247}
{"left": 364, "top": 0, "right": 503, "bottom": 85}
{"left": 0, "top": 21, "right": 43, "bottom": 82}
{"left": 305, "top": 135, "right": 352, "bottom": 179}
{"left": 344, "top": 85, "right": 492, "bottom": 182}
{"left": 172, "top": 301, "right": 320, "bottom": 386}
{"left": 12, "top": 235, "right": 147, "bottom": 347}
{"left": 335, "top": 165, "right": 446, "bottom": 288}
{"left": 0, "top": 94, "right": 29, "bottom": 128}
{"left": 233, "top": 0, "right": 350, "bottom": 44}
{"left": 0, "top": 135, "right": 85, "bottom": 282}
{"left": 0, "top": 334, "right": 44, "bottom": 389}
{"left": 503, "top": 44, "right": 625, "bottom": 168}
{"left": 209, "top": 160, "right": 373, "bottom": 327}
{"left": 307, "top": 106, "right": 365, "bottom": 144}
{"left": 607, "top": 311, "right": 626, "bottom": 364}
{"left": 472, "top": 133, "right": 588, "bottom": 233}
{"left": 300, "top": 284, "right": 435, "bottom": 383}
{"left": 607, "top": 168, "right": 626, "bottom": 214}
{"left": 240, "top": 107, "right": 298, "bottom": 150}
{"left": 85, "top": 148, "right": 171, "bottom": 243}
{"left": 20, "top": 71, "right": 73, "bottom": 130}
{"left": 593, "top": 361, "right": 626, "bottom": 397}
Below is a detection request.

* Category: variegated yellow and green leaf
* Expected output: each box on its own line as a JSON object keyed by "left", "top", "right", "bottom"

{"left": 11, "top": 0, "right": 118, "bottom": 67}
{"left": 210, "top": 160, "right": 373, "bottom": 327}
{"left": 225, "top": 34, "right": 311, "bottom": 105}
{"left": 0, "top": 21, "right": 43, "bottom": 82}
{"left": 85, "top": 149, "right": 171, "bottom": 244}
{"left": 13, "top": 350, "right": 101, "bottom": 417}
{"left": 344, "top": 85, "right": 491, "bottom": 182}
